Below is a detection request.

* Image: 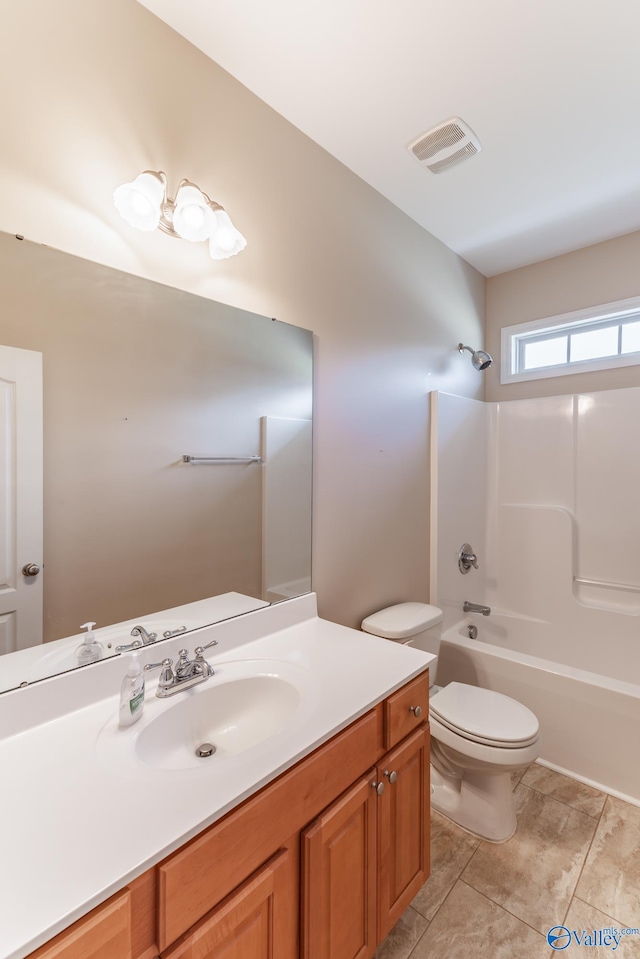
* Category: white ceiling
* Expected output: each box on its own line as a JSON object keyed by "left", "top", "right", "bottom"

{"left": 137, "top": 0, "right": 640, "bottom": 276}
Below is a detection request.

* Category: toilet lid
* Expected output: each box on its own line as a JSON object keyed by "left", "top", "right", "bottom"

{"left": 429, "top": 683, "right": 539, "bottom": 747}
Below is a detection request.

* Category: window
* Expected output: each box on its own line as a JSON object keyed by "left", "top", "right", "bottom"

{"left": 501, "top": 296, "right": 640, "bottom": 384}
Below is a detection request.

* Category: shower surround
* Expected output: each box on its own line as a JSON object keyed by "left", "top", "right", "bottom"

{"left": 430, "top": 387, "right": 640, "bottom": 803}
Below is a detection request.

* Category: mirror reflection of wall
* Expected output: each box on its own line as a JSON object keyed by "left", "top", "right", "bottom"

{"left": 0, "top": 230, "right": 312, "bottom": 683}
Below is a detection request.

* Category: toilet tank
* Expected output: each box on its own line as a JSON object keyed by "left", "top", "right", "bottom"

{"left": 361, "top": 602, "right": 443, "bottom": 685}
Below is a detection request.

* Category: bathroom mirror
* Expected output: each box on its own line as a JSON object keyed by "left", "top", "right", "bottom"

{"left": 0, "top": 230, "right": 313, "bottom": 694}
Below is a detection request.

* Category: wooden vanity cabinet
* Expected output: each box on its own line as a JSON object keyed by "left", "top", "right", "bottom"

{"left": 301, "top": 773, "right": 378, "bottom": 959}
{"left": 156, "top": 709, "right": 380, "bottom": 954}
{"left": 25, "top": 670, "right": 429, "bottom": 959}
{"left": 301, "top": 725, "right": 430, "bottom": 959}
{"left": 376, "top": 726, "right": 430, "bottom": 941}
{"left": 27, "top": 889, "right": 133, "bottom": 959}
{"left": 161, "top": 849, "right": 293, "bottom": 959}
{"left": 383, "top": 672, "right": 429, "bottom": 750}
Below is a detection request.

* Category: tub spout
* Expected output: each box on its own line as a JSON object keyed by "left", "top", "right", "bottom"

{"left": 463, "top": 601, "right": 491, "bottom": 616}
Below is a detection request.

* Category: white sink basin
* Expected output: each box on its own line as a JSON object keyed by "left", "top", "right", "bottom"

{"left": 97, "top": 658, "right": 315, "bottom": 777}
{"left": 135, "top": 674, "right": 301, "bottom": 770}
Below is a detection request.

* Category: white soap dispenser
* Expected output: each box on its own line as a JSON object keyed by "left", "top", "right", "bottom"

{"left": 119, "top": 651, "right": 145, "bottom": 728}
{"left": 74, "top": 621, "right": 104, "bottom": 666}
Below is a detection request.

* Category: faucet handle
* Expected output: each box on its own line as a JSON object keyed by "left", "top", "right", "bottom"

{"left": 194, "top": 639, "right": 219, "bottom": 656}
{"left": 193, "top": 639, "right": 218, "bottom": 677}
{"left": 163, "top": 626, "right": 187, "bottom": 639}
{"left": 458, "top": 543, "right": 479, "bottom": 574}
{"left": 144, "top": 657, "right": 173, "bottom": 669}
{"left": 115, "top": 638, "right": 143, "bottom": 653}
{"left": 144, "top": 658, "right": 174, "bottom": 690}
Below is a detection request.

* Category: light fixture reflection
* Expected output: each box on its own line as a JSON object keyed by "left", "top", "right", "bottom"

{"left": 113, "top": 170, "right": 246, "bottom": 260}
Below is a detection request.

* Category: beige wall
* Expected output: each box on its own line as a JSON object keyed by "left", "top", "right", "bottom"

{"left": 486, "top": 230, "right": 640, "bottom": 402}
{"left": 0, "top": 0, "right": 485, "bottom": 630}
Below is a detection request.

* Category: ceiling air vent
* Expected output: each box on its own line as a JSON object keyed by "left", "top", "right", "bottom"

{"left": 409, "top": 118, "right": 482, "bottom": 174}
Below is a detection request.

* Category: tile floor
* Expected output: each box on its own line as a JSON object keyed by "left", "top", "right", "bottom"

{"left": 375, "top": 762, "right": 640, "bottom": 959}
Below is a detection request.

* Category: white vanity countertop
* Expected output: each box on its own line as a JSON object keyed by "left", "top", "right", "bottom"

{"left": 0, "top": 594, "right": 433, "bottom": 959}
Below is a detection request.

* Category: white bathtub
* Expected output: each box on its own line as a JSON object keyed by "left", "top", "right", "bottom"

{"left": 438, "top": 614, "right": 640, "bottom": 805}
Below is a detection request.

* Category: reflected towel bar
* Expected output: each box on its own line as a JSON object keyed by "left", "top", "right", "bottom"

{"left": 182, "top": 455, "right": 262, "bottom": 464}
{"left": 574, "top": 576, "right": 640, "bottom": 594}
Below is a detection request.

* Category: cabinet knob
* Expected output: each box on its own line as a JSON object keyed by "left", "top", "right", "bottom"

{"left": 384, "top": 769, "right": 397, "bottom": 784}
{"left": 410, "top": 704, "right": 422, "bottom": 718}
{"left": 371, "top": 780, "right": 385, "bottom": 796}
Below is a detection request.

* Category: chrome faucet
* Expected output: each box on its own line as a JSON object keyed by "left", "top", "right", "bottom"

{"left": 131, "top": 624, "right": 158, "bottom": 645}
{"left": 463, "top": 601, "right": 491, "bottom": 616}
{"left": 115, "top": 624, "right": 159, "bottom": 653}
{"left": 144, "top": 640, "right": 218, "bottom": 698}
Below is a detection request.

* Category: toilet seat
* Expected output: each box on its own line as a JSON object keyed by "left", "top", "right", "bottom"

{"left": 429, "top": 682, "right": 539, "bottom": 748}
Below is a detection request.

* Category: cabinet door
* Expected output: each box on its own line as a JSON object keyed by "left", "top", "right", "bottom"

{"left": 161, "top": 849, "right": 291, "bottom": 959}
{"left": 301, "top": 772, "right": 377, "bottom": 959}
{"left": 377, "top": 726, "right": 430, "bottom": 940}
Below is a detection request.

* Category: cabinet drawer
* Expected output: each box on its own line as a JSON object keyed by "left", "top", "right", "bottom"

{"left": 384, "top": 671, "right": 429, "bottom": 750}
{"left": 158, "top": 708, "right": 380, "bottom": 950}
{"left": 28, "top": 889, "right": 132, "bottom": 959}
{"left": 161, "top": 849, "right": 291, "bottom": 959}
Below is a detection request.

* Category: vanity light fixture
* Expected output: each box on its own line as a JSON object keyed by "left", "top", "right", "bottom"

{"left": 113, "top": 171, "right": 247, "bottom": 260}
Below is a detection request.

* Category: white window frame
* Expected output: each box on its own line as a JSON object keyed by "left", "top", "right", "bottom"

{"left": 500, "top": 295, "right": 640, "bottom": 384}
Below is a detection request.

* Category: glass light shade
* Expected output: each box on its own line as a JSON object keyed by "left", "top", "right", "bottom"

{"left": 173, "top": 184, "right": 217, "bottom": 242}
{"left": 113, "top": 172, "right": 164, "bottom": 232}
{"left": 209, "top": 210, "right": 247, "bottom": 260}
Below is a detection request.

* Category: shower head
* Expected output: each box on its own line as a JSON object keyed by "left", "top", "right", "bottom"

{"left": 458, "top": 343, "right": 493, "bottom": 371}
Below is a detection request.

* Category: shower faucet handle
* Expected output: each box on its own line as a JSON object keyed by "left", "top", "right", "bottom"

{"left": 458, "top": 543, "right": 479, "bottom": 574}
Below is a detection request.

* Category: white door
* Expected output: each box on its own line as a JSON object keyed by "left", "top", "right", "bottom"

{"left": 0, "top": 345, "right": 43, "bottom": 653}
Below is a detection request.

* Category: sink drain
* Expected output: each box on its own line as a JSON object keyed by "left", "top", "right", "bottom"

{"left": 195, "top": 742, "right": 216, "bottom": 758}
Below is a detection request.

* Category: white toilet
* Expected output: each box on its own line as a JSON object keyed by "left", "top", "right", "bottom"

{"left": 361, "top": 603, "right": 540, "bottom": 842}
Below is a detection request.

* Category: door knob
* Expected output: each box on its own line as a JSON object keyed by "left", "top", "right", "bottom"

{"left": 22, "top": 563, "right": 40, "bottom": 577}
